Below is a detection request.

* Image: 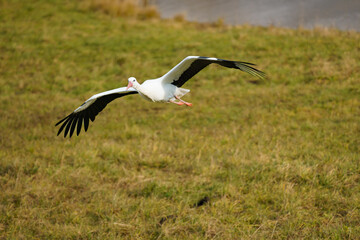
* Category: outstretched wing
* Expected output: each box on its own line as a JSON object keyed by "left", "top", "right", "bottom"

{"left": 161, "top": 56, "right": 266, "bottom": 87}
{"left": 55, "top": 87, "right": 138, "bottom": 138}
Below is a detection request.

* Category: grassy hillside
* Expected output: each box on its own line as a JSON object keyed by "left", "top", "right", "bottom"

{"left": 1, "top": 0, "right": 359, "bottom": 239}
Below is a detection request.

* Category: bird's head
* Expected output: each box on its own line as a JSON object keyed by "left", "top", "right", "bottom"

{"left": 126, "top": 77, "right": 138, "bottom": 90}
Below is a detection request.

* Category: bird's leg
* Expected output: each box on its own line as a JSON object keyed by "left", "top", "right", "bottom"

{"left": 170, "top": 99, "right": 185, "bottom": 105}
{"left": 175, "top": 96, "right": 192, "bottom": 106}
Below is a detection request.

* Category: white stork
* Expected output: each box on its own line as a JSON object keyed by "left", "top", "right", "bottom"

{"left": 56, "top": 56, "right": 265, "bottom": 137}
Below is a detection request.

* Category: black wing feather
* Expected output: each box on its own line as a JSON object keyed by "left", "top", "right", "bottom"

{"left": 55, "top": 114, "right": 71, "bottom": 127}
{"left": 69, "top": 116, "right": 77, "bottom": 138}
{"left": 171, "top": 57, "right": 265, "bottom": 87}
{"left": 89, "top": 107, "right": 96, "bottom": 122}
{"left": 64, "top": 116, "right": 75, "bottom": 138}
{"left": 83, "top": 112, "right": 89, "bottom": 132}
{"left": 56, "top": 91, "right": 137, "bottom": 138}
{"left": 76, "top": 114, "right": 83, "bottom": 136}
{"left": 56, "top": 115, "right": 72, "bottom": 136}
{"left": 171, "top": 58, "right": 212, "bottom": 87}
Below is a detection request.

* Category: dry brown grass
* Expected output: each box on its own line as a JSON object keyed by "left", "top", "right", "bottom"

{"left": 81, "top": 0, "right": 160, "bottom": 19}
{"left": 173, "top": 13, "right": 186, "bottom": 23}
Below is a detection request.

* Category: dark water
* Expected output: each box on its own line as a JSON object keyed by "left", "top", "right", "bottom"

{"left": 153, "top": 0, "right": 360, "bottom": 31}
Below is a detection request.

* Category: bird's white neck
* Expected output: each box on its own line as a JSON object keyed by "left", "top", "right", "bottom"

{"left": 131, "top": 81, "right": 142, "bottom": 91}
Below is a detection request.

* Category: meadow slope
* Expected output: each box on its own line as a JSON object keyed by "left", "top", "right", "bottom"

{"left": 1, "top": 0, "right": 360, "bottom": 239}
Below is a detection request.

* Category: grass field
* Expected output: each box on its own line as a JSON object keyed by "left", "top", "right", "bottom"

{"left": 1, "top": 0, "right": 360, "bottom": 239}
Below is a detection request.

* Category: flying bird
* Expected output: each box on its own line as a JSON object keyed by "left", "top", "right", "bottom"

{"left": 56, "top": 56, "right": 265, "bottom": 137}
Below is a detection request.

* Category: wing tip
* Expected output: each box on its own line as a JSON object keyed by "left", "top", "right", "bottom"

{"left": 235, "top": 62, "right": 266, "bottom": 79}
{"left": 55, "top": 113, "right": 72, "bottom": 126}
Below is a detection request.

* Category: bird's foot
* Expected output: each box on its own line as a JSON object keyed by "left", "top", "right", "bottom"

{"left": 170, "top": 100, "right": 185, "bottom": 106}
{"left": 175, "top": 96, "right": 192, "bottom": 107}
{"left": 184, "top": 102, "right": 192, "bottom": 106}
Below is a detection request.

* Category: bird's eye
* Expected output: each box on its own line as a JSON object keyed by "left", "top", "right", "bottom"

{"left": 132, "top": 79, "right": 135, "bottom": 82}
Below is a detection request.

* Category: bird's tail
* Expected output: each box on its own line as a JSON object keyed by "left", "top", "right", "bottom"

{"left": 175, "top": 88, "right": 190, "bottom": 98}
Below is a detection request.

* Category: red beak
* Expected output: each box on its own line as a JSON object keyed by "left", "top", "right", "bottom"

{"left": 126, "top": 82, "right": 133, "bottom": 90}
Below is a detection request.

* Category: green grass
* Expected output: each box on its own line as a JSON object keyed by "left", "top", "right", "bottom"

{"left": 1, "top": 0, "right": 360, "bottom": 239}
